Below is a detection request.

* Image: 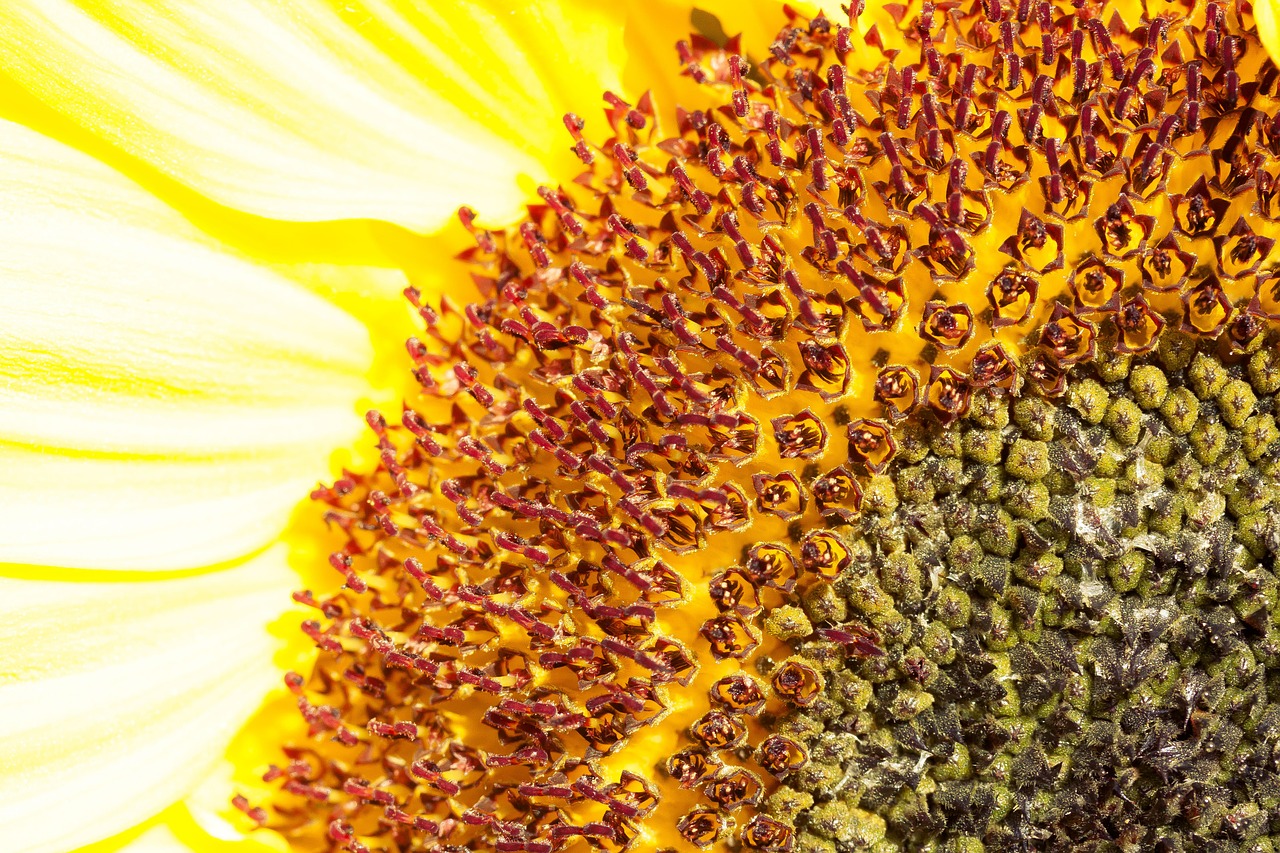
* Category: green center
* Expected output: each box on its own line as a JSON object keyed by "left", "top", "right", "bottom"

{"left": 767, "top": 336, "right": 1280, "bottom": 852}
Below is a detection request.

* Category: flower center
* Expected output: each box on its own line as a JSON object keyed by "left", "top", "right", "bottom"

{"left": 240, "top": 2, "right": 1280, "bottom": 851}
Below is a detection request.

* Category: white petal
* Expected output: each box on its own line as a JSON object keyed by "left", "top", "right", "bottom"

{"left": 0, "top": 118, "right": 373, "bottom": 570}
{"left": 0, "top": 0, "right": 626, "bottom": 230}
{"left": 0, "top": 548, "right": 297, "bottom": 853}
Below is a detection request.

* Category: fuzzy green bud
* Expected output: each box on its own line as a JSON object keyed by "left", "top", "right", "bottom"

{"left": 1006, "top": 439, "right": 1051, "bottom": 480}
{"left": 1103, "top": 396, "right": 1144, "bottom": 446}
{"left": 861, "top": 475, "right": 899, "bottom": 515}
{"left": 963, "top": 428, "right": 1005, "bottom": 464}
{"left": 880, "top": 552, "right": 922, "bottom": 603}
{"left": 1247, "top": 345, "right": 1280, "bottom": 394}
{"left": 1217, "top": 378, "right": 1257, "bottom": 429}
{"left": 1156, "top": 329, "right": 1195, "bottom": 372}
{"left": 896, "top": 424, "right": 930, "bottom": 463}
{"left": 1012, "top": 396, "right": 1056, "bottom": 440}
{"left": 841, "top": 577, "right": 892, "bottom": 617}
{"left": 1144, "top": 430, "right": 1177, "bottom": 464}
{"left": 1003, "top": 479, "right": 1050, "bottom": 520}
{"left": 804, "top": 583, "right": 848, "bottom": 624}
{"left": 1098, "top": 348, "right": 1136, "bottom": 380}
{"left": 765, "top": 605, "right": 814, "bottom": 641}
{"left": 888, "top": 687, "right": 934, "bottom": 720}
{"left": 1129, "top": 364, "right": 1169, "bottom": 409}
{"left": 947, "top": 536, "right": 984, "bottom": 576}
{"left": 966, "top": 465, "right": 1004, "bottom": 503}
{"left": 1079, "top": 476, "right": 1116, "bottom": 508}
{"left": 1159, "top": 386, "right": 1199, "bottom": 435}
{"left": 969, "top": 391, "right": 1010, "bottom": 428}
{"left": 978, "top": 509, "right": 1018, "bottom": 557}
{"left": 1148, "top": 492, "right": 1185, "bottom": 537}
{"left": 935, "top": 584, "right": 972, "bottom": 628}
{"left": 933, "top": 743, "right": 972, "bottom": 781}
{"left": 930, "top": 428, "right": 963, "bottom": 458}
{"left": 1190, "top": 419, "right": 1229, "bottom": 466}
{"left": 1105, "top": 551, "right": 1146, "bottom": 593}
{"left": 921, "top": 621, "right": 956, "bottom": 664}
{"left": 894, "top": 464, "right": 935, "bottom": 503}
{"left": 1241, "top": 414, "right": 1279, "bottom": 462}
{"left": 1014, "top": 552, "right": 1063, "bottom": 591}
{"left": 765, "top": 787, "right": 815, "bottom": 820}
{"left": 1189, "top": 352, "right": 1227, "bottom": 400}
{"left": 1067, "top": 378, "right": 1110, "bottom": 424}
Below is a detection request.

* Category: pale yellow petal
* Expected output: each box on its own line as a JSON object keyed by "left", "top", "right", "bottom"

{"left": 0, "top": 548, "right": 298, "bottom": 853}
{"left": 0, "top": 118, "right": 373, "bottom": 570}
{"left": 0, "top": 0, "right": 627, "bottom": 230}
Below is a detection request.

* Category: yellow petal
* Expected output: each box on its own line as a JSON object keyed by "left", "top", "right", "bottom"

{"left": 0, "top": 117, "right": 373, "bottom": 571}
{"left": 0, "top": 0, "right": 627, "bottom": 230}
{"left": 0, "top": 547, "right": 298, "bottom": 853}
{"left": 1258, "top": 1, "right": 1280, "bottom": 67}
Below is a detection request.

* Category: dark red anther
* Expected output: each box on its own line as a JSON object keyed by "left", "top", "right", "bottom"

{"left": 457, "top": 206, "right": 496, "bottom": 254}
{"left": 705, "top": 144, "right": 727, "bottom": 180}
{"left": 517, "top": 222, "right": 551, "bottom": 269}
{"left": 367, "top": 719, "right": 417, "bottom": 740}
{"left": 804, "top": 125, "right": 823, "bottom": 158}
{"left": 766, "top": 136, "right": 785, "bottom": 167}
{"left": 715, "top": 335, "right": 762, "bottom": 372}
{"left": 719, "top": 212, "right": 745, "bottom": 244}
{"left": 918, "top": 91, "right": 940, "bottom": 129}
{"left": 817, "top": 87, "right": 838, "bottom": 123}
{"left": 897, "top": 66, "right": 916, "bottom": 127}
{"left": 563, "top": 113, "right": 593, "bottom": 164}
{"left": 301, "top": 620, "right": 342, "bottom": 654}
{"left": 231, "top": 795, "right": 268, "bottom": 827}
{"left": 809, "top": 156, "right": 828, "bottom": 192}
{"left": 741, "top": 181, "right": 766, "bottom": 216}
{"left": 731, "top": 157, "right": 759, "bottom": 187}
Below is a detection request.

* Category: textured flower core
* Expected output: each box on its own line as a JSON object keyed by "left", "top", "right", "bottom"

{"left": 249, "top": 2, "right": 1280, "bottom": 851}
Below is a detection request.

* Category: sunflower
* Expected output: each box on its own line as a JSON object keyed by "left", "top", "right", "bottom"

{"left": 10, "top": 1, "right": 1280, "bottom": 852}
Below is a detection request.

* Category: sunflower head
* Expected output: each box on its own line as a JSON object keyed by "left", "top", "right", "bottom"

{"left": 246, "top": 1, "right": 1280, "bottom": 851}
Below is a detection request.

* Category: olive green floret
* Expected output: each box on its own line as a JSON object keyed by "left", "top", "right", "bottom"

{"left": 1104, "top": 397, "right": 1144, "bottom": 446}
{"left": 1217, "top": 378, "right": 1257, "bottom": 429}
{"left": 1156, "top": 329, "right": 1195, "bottom": 372}
{"left": 963, "top": 428, "right": 1004, "bottom": 464}
{"left": 1248, "top": 345, "right": 1280, "bottom": 394}
{"left": 894, "top": 464, "right": 935, "bottom": 503}
{"left": 1067, "top": 378, "right": 1110, "bottom": 423}
{"left": 1188, "top": 351, "right": 1229, "bottom": 400}
{"left": 1190, "top": 419, "right": 1228, "bottom": 465}
{"left": 968, "top": 391, "right": 1010, "bottom": 429}
{"left": 1160, "top": 386, "right": 1199, "bottom": 435}
{"left": 861, "top": 475, "right": 899, "bottom": 515}
{"left": 1128, "top": 364, "right": 1169, "bottom": 409}
{"left": 1005, "top": 439, "right": 1051, "bottom": 480}
{"left": 765, "top": 787, "right": 815, "bottom": 820}
{"left": 1012, "top": 396, "right": 1056, "bottom": 440}
{"left": 765, "top": 605, "right": 813, "bottom": 641}
{"left": 1242, "top": 414, "right": 1278, "bottom": 462}
{"left": 1003, "top": 479, "right": 1050, "bottom": 520}
{"left": 1095, "top": 349, "right": 1134, "bottom": 382}
{"left": 803, "top": 583, "right": 847, "bottom": 624}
